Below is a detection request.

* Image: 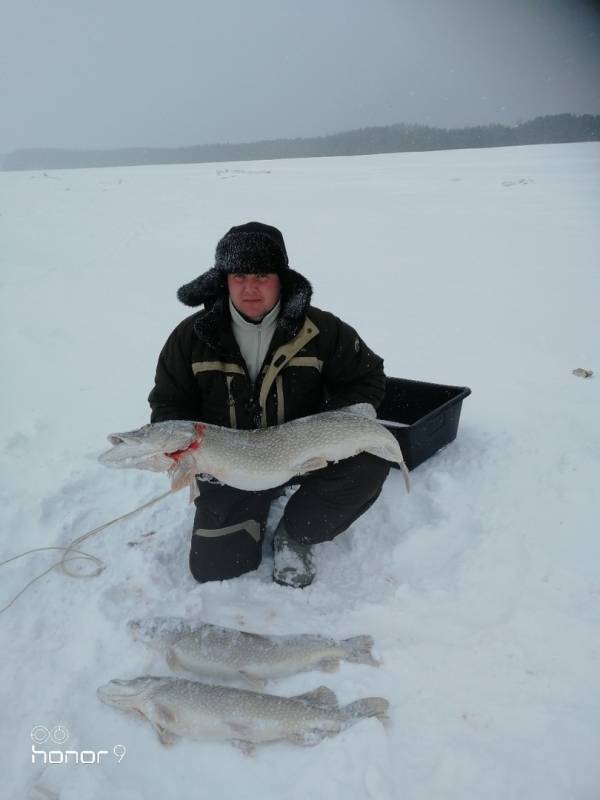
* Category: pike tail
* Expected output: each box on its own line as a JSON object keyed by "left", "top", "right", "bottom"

{"left": 342, "top": 697, "right": 389, "bottom": 720}
{"left": 340, "top": 635, "right": 380, "bottom": 666}
{"left": 363, "top": 443, "right": 411, "bottom": 493}
{"left": 400, "top": 461, "right": 411, "bottom": 493}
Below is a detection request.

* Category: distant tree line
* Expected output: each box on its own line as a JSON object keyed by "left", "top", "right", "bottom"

{"left": 3, "top": 113, "right": 599, "bottom": 171}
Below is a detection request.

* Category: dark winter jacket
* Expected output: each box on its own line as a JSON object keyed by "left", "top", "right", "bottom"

{"left": 148, "top": 298, "right": 386, "bottom": 430}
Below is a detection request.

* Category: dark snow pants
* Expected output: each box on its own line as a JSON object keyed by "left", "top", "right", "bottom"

{"left": 189, "top": 453, "right": 392, "bottom": 583}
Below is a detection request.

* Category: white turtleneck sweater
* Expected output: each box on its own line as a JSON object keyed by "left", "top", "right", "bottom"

{"left": 229, "top": 298, "right": 281, "bottom": 383}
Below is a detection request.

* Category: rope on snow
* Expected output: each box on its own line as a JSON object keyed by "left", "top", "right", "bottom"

{"left": 0, "top": 489, "right": 175, "bottom": 615}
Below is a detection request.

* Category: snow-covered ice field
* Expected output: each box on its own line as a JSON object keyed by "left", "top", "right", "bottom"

{"left": 1, "top": 142, "right": 599, "bottom": 799}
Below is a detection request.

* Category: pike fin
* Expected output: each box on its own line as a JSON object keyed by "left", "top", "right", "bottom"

{"left": 154, "top": 723, "right": 177, "bottom": 747}
{"left": 154, "top": 725, "right": 177, "bottom": 747}
{"left": 341, "top": 403, "right": 377, "bottom": 419}
{"left": 294, "top": 456, "right": 328, "bottom": 475}
{"left": 231, "top": 739, "right": 256, "bottom": 756}
{"left": 286, "top": 729, "right": 330, "bottom": 746}
{"left": 340, "top": 635, "right": 380, "bottom": 666}
{"left": 363, "top": 445, "right": 411, "bottom": 493}
{"left": 169, "top": 458, "right": 196, "bottom": 493}
{"left": 342, "top": 697, "right": 389, "bottom": 721}
{"left": 292, "top": 686, "right": 339, "bottom": 706}
{"left": 188, "top": 479, "right": 200, "bottom": 503}
{"left": 400, "top": 462, "right": 411, "bottom": 493}
{"left": 152, "top": 700, "right": 177, "bottom": 726}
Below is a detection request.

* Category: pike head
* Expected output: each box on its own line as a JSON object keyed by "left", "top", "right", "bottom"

{"left": 97, "top": 677, "right": 165, "bottom": 710}
{"left": 98, "top": 420, "right": 206, "bottom": 492}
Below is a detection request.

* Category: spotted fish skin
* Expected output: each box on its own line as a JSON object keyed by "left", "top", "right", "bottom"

{"left": 97, "top": 676, "right": 389, "bottom": 748}
{"left": 128, "top": 618, "right": 380, "bottom": 683}
{"left": 98, "top": 404, "right": 410, "bottom": 493}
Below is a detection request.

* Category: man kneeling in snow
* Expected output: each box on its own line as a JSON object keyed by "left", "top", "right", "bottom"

{"left": 148, "top": 222, "right": 390, "bottom": 587}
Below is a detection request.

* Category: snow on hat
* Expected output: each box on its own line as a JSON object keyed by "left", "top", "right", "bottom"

{"left": 214, "top": 221, "right": 289, "bottom": 275}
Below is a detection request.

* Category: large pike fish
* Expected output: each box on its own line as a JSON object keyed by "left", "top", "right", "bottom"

{"left": 98, "top": 404, "right": 410, "bottom": 494}
{"left": 97, "top": 676, "right": 389, "bottom": 750}
{"left": 128, "top": 617, "right": 379, "bottom": 684}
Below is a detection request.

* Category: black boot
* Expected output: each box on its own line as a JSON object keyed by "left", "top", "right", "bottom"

{"left": 272, "top": 520, "right": 315, "bottom": 588}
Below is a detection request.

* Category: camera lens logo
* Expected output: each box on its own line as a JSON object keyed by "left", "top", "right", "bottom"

{"left": 30, "top": 726, "right": 50, "bottom": 745}
{"left": 30, "top": 725, "right": 69, "bottom": 745}
{"left": 51, "top": 725, "right": 69, "bottom": 745}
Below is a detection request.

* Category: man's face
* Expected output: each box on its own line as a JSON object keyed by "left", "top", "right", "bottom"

{"left": 227, "top": 273, "right": 281, "bottom": 321}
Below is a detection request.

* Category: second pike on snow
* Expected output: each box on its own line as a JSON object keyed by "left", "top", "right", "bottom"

{"left": 128, "top": 618, "right": 380, "bottom": 685}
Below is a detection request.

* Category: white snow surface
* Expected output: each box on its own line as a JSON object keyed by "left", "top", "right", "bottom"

{"left": 1, "top": 143, "right": 599, "bottom": 799}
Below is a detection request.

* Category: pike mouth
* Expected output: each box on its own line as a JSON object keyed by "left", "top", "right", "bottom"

{"left": 107, "top": 434, "right": 127, "bottom": 446}
{"left": 97, "top": 678, "right": 157, "bottom": 702}
{"left": 107, "top": 423, "right": 155, "bottom": 447}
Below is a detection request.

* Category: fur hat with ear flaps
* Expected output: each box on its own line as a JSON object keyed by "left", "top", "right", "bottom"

{"left": 177, "top": 221, "right": 313, "bottom": 337}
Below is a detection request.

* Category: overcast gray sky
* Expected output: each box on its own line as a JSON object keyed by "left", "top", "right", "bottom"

{"left": 1, "top": 0, "right": 599, "bottom": 154}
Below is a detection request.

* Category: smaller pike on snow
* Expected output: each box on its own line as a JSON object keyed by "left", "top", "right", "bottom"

{"left": 128, "top": 617, "right": 380, "bottom": 685}
{"left": 98, "top": 404, "right": 410, "bottom": 495}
